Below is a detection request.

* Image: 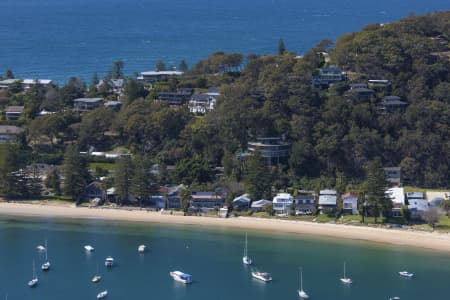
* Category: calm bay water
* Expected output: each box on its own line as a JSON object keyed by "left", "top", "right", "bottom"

{"left": 0, "top": 0, "right": 449, "bottom": 83}
{"left": 0, "top": 216, "right": 449, "bottom": 300}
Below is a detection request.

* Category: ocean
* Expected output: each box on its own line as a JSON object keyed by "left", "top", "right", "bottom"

{"left": 0, "top": 0, "right": 449, "bottom": 84}
{"left": 0, "top": 216, "right": 449, "bottom": 300}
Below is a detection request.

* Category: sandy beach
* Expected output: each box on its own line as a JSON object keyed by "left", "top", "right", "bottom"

{"left": 1, "top": 202, "right": 449, "bottom": 254}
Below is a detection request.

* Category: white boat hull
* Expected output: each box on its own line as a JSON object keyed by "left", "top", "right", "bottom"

{"left": 242, "top": 256, "right": 252, "bottom": 265}
{"left": 252, "top": 272, "right": 272, "bottom": 282}
{"left": 28, "top": 278, "right": 38, "bottom": 287}
{"left": 298, "top": 289, "right": 310, "bottom": 298}
{"left": 340, "top": 278, "right": 352, "bottom": 284}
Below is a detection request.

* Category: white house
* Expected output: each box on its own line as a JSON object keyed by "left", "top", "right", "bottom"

{"left": 406, "top": 192, "right": 428, "bottom": 217}
{"left": 318, "top": 189, "right": 337, "bottom": 211}
{"left": 272, "top": 193, "right": 294, "bottom": 215}
{"left": 342, "top": 192, "right": 358, "bottom": 215}
{"left": 385, "top": 187, "right": 405, "bottom": 217}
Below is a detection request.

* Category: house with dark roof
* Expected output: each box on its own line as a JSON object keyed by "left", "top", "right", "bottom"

{"left": 190, "top": 191, "right": 225, "bottom": 211}
{"left": 346, "top": 87, "right": 374, "bottom": 102}
{"left": 4, "top": 106, "right": 24, "bottom": 120}
{"left": 378, "top": 96, "right": 407, "bottom": 113}
{"left": 158, "top": 90, "right": 192, "bottom": 105}
{"left": 0, "top": 125, "right": 24, "bottom": 143}
{"left": 294, "top": 190, "right": 316, "bottom": 215}
{"left": 74, "top": 98, "right": 103, "bottom": 111}
{"left": 247, "top": 137, "right": 290, "bottom": 165}
{"left": 349, "top": 83, "right": 368, "bottom": 90}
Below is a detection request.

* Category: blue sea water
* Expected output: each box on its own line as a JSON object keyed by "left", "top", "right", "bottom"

{"left": 0, "top": 0, "right": 449, "bottom": 84}
{"left": 0, "top": 216, "right": 450, "bottom": 300}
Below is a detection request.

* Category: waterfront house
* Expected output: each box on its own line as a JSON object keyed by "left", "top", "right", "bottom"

{"left": 378, "top": 96, "right": 407, "bottom": 113}
{"left": 218, "top": 207, "right": 229, "bottom": 218}
{"left": 190, "top": 191, "right": 225, "bottom": 211}
{"left": 247, "top": 137, "right": 290, "bottom": 165}
{"left": 385, "top": 187, "right": 405, "bottom": 217}
{"left": 138, "top": 70, "right": 183, "bottom": 83}
{"left": 294, "top": 190, "right": 316, "bottom": 215}
{"left": 4, "top": 106, "right": 24, "bottom": 120}
{"left": 0, "top": 125, "right": 24, "bottom": 143}
{"left": 318, "top": 189, "right": 337, "bottom": 212}
{"left": 406, "top": 192, "right": 429, "bottom": 218}
{"left": 342, "top": 193, "right": 358, "bottom": 215}
{"left": 73, "top": 98, "right": 103, "bottom": 112}
{"left": 272, "top": 193, "right": 294, "bottom": 215}
{"left": 85, "top": 181, "right": 104, "bottom": 200}
{"left": 232, "top": 194, "right": 251, "bottom": 211}
{"left": 251, "top": 199, "right": 272, "bottom": 212}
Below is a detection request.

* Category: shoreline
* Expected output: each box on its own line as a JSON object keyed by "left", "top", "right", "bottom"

{"left": 1, "top": 202, "right": 449, "bottom": 254}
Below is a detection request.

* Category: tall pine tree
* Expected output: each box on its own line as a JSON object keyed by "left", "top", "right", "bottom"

{"left": 63, "top": 144, "right": 90, "bottom": 203}
{"left": 364, "top": 158, "right": 391, "bottom": 223}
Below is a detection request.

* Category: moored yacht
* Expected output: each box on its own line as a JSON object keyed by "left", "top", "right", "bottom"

{"left": 170, "top": 271, "right": 193, "bottom": 284}
{"left": 28, "top": 261, "right": 38, "bottom": 287}
{"left": 399, "top": 271, "right": 414, "bottom": 278}
{"left": 105, "top": 256, "right": 114, "bottom": 267}
{"left": 97, "top": 290, "right": 108, "bottom": 299}
{"left": 84, "top": 245, "right": 95, "bottom": 252}
{"left": 41, "top": 240, "right": 50, "bottom": 271}
{"left": 251, "top": 271, "right": 272, "bottom": 282}
{"left": 297, "top": 267, "right": 309, "bottom": 298}
{"left": 242, "top": 233, "right": 252, "bottom": 265}
{"left": 340, "top": 262, "right": 352, "bottom": 284}
{"left": 138, "top": 244, "right": 146, "bottom": 253}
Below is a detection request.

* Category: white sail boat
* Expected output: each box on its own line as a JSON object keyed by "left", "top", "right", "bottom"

{"left": 28, "top": 261, "right": 38, "bottom": 287}
{"left": 340, "top": 261, "right": 352, "bottom": 284}
{"left": 298, "top": 267, "right": 310, "bottom": 298}
{"left": 92, "top": 263, "right": 101, "bottom": 283}
{"left": 242, "top": 233, "right": 252, "bottom": 265}
{"left": 41, "top": 240, "right": 50, "bottom": 271}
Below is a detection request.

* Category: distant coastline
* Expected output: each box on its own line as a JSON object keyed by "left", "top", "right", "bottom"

{"left": 1, "top": 202, "right": 449, "bottom": 254}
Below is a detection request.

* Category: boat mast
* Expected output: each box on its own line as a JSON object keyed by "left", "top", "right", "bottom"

{"left": 343, "top": 262, "right": 346, "bottom": 279}
{"left": 300, "top": 267, "right": 303, "bottom": 291}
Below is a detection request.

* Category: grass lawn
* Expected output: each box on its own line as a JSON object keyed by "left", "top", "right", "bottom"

{"left": 89, "top": 162, "right": 115, "bottom": 171}
{"left": 435, "top": 215, "right": 450, "bottom": 232}
{"left": 402, "top": 186, "right": 448, "bottom": 193}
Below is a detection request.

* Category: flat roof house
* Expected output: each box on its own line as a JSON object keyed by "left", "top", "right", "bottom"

{"left": 4, "top": 106, "right": 24, "bottom": 120}
{"left": 247, "top": 137, "right": 290, "bottom": 165}
{"left": 383, "top": 167, "right": 402, "bottom": 186}
{"left": 138, "top": 71, "right": 183, "bottom": 83}
{"left": 272, "top": 193, "right": 294, "bottom": 215}
{"left": 158, "top": 90, "right": 192, "bottom": 105}
{"left": 406, "top": 191, "right": 429, "bottom": 218}
{"left": 190, "top": 191, "right": 225, "bottom": 211}
{"left": 295, "top": 190, "right": 316, "bottom": 215}
{"left": 378, "top": 96, "right": 407, "bottom": 113}
{"left": 312, "top": 66, "right": 346, "bottom": 88}
{"left": 189, "top": 93, "right": 217, "bottom": 114}
{"left": 318, "top": 189, "right": 337, "bottom": 211}
{"left": 0, "top": 125, "right": 24, "bottom": 143}
{"left": 74, "top": 98, "right": 103, "bottom": 112}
